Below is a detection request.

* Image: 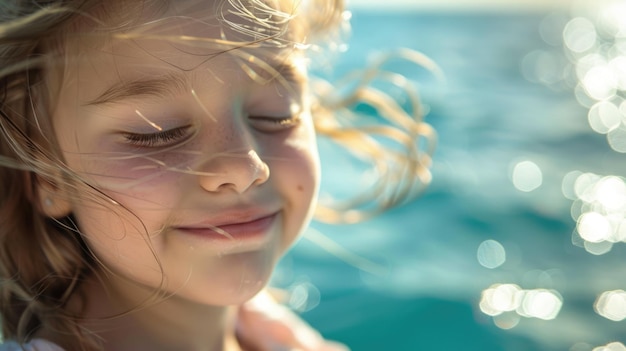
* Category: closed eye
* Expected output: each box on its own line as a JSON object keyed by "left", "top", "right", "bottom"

{"left": 249, "top": 115, "right": 301, "bottom": 132}
{"left": 122, "top": 125, "right": 192, "bottom": 148}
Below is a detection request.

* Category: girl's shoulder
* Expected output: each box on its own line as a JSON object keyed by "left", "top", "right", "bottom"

{"left": 0, "top": 339, "right": 64, "bottom": 351}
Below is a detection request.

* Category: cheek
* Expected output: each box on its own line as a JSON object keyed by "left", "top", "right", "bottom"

{"left": 72, "top": 200, "right": 162, "bottom": 277}
{"left": 291, "top": 128, "right": 321, "bottom": 195}
{"left": 77, "top": 150, "right": 194, "bottom": 190}
{"left": 71, "top": 184, "right": 180, "bottom": 286}
{"left": 64, "top": 146, "right": 196, "bottom": 215}
{"left": 67, "top": 161, "right": 183, "bottom": 262}
{"left": 273, "top": 128, "right": 319, "bottom": 195}
{"left": 57, "top": 117, "right": 198, "bottom": 194}
{"left": 265, "top": 129, "right": 320, "bottom": 247}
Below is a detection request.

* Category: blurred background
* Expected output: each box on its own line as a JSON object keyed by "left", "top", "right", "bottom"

{"left": 273, "top": 0, "right": 626, "bottom": 350}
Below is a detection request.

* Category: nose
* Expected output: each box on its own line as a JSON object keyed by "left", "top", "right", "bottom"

{"left": 198, "top": 149, "right": 270, "bottom": 194}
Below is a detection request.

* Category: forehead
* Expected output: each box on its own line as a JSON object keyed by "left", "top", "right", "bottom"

{"left": 55, "top": 0, "right": 304, "bottom": 102}
{"left": 59, "top": 0, "right": 301, "bottom": 67}
{"left": 69, "top": 0, "right": 299, "bottom": 44}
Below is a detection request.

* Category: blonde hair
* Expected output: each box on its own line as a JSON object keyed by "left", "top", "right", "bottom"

{"left": 0, "top": 0, "right": 434, "bottom": 349}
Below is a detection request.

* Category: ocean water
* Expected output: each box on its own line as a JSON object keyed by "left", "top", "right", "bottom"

{"left": 275, "top": 7, "right": 626, "bottom": 351}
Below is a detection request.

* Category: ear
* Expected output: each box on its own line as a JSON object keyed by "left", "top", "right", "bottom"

{"left": 31, "top": 172, "right": 73, "bottom": 219}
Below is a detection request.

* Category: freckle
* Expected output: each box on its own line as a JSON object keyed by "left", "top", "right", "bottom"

{"left": 297, "top": 185, "right": 303, "bottom": 191}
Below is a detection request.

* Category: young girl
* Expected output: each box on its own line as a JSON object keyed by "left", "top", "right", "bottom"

{"left": 0, "top": 0, "right": 434, "bottom": 350}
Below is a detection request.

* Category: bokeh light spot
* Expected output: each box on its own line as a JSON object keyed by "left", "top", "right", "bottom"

{"left": 562, "top": 171, "right": 583, "bottom": 200}
{"left": 569, "top": 173, "right": 626, "bottom": 252}
{"left": 596, "top": 176, "right": 626, "bottom": 210}
{"left": 607, "top": 125, "right": 626, "bottom": 153}
{"left": 511, "top": 160, "right": 542, "bottom": 192}
{"left": 584, "top": 240, "right": 613, "bottom": 255}
{"left": 577, "top": 212, "right": 612, "bottom": 243}
{"left": 592, "top": 342, "right": 626, "bottom": 351}
{"left": 582, "top": 65, "right": 617, "bottom": 100}
{"left": 615, "top": 220, "right": 626, "bottom": 242}
{"left": 287, "top": 281, "right": 321, "bottom": 313}
{"left": 573, "top": 172, "right": 601, "bottom": 202}
{"left": 563, "top": 17, "right": 597, "bottom": 53}
{"left": 480, "top": 284, "right": 523, "bottom": 316}
{"left": 595, "top": 290, "right": 626, "bottom": 321}
{"left": 477, "top": 240, "right": 506, "bottom": 269}
{"left": 598, "top": 1, "right": 626, "bottom": 37}
{"left": 611, "top": 56, "right": 626, "bottom": 90}
{"left": 493, "top": 313, "right": 520, "bottom": 330}
{"left": 521, "top": 50, "right": 565, "bottom": 85}
{"left": 480, "top": 285, "right": 562, "bottom": 322}
{"left": 588, "top": 101, "right": 621, "bottom": 134}
{"left": 518, "top": 289, "right": 563, "bottom": 320}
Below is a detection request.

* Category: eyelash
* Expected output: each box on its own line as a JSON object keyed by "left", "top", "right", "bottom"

{"left": 249, "top": 115, "right": 301, "bottom": 131}
{"left": 123, "top": 126, "right": 191, "bottom": 147}
{"left": 121, "top": 115, "right": 299, "bottom": 147}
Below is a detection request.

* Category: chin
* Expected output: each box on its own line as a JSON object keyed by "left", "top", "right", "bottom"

{"left": 184, "top": 259, "right": 275, "bottom": 306}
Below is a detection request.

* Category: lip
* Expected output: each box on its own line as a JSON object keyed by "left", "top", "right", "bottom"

{"left": 174, "top": 211, "right": 279, "bottom": 242}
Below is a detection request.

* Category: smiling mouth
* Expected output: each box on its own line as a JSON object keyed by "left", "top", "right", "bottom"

{"left": 175, "top": 212, "right": 279, "bottom": 241}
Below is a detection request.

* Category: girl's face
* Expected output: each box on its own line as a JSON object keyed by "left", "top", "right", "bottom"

{"left": 49, "top": 1, "right": 319, "bottom": 305}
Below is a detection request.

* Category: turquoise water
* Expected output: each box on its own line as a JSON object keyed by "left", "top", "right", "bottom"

{"left": 275, "top": 9, "right": 626, "bottom": 351}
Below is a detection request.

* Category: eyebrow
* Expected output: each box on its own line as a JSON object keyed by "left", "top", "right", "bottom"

{"left": 84, "top": 56, "right": 304, "bottom": 106}
{"left": 85, "top": 73, "right": 189, "bottom": 106}
{"left": 248, "top": 54, "right": 306, "bottom": 83}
